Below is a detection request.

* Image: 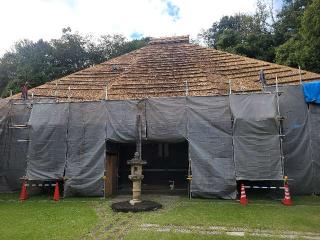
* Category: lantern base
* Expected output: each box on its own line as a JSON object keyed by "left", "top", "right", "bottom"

{"left": 111, "top": 200, "right": 162, "bottom": 212}
{"left": 130, "top": 199, "right": 142, "bottom": 205}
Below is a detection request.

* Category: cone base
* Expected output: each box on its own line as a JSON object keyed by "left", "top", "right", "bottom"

{"left": 282, "top": 199, "right": 293, "bottom": 206}
{"left": 19, "top": 195, "right": 28, "bottom": 201}
{"left": 53, "top": 183, "right": 60, "bottom": 201}
{"left": 19, "top": 184, "right": 28, "bottom": 201}
{"left": 240, "top": 198, "right": 248, "bottom": 205}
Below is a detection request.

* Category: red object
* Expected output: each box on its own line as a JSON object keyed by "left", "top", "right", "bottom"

{"left": 53, "top": 182, "right": 60, "bottom": 201}
{"left": 19, "top": 181, "right": 28, "bottom": 201}
{"left": 239, "top": 183, "right": 248, "bottom": 205}
{"left": 282, "top": 183, "right": 293, "bottom": 206}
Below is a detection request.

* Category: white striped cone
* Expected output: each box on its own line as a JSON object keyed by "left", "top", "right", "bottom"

{"left": 240, "top": 184, "right": 248, "bottom": 205}
{"left": 282, "top": 183, "right": 293, "bottom": 206}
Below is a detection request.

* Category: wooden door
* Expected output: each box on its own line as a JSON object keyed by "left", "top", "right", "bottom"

{"left": 104, "top": 153, "right": 119, "bottom": 197}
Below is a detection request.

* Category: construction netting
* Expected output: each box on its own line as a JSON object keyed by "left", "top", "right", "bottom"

{"left": 0, "top": 85, "right": 320, "bottom": 196}
{"left": 187, "top": 96, "right": 236, "bottom": 199}
{"left": 0, "top": 100, "right": 31, "bottom": 191}
{"left": 145, "top": 96, "right": 235, "bottom": 198}
{"left": 277, "top": 85, "right": 320, "bottom": 194}
{"left": 64, "top": 102, "right": 106, "bottom": 197}
{"left": 230, "top": 94, "right": 283, "bottom": 180}
{"left": 105, "top": 100, "right": 141, "bottom": 142}
{"left": 146, "top": 97, "right": 187, "bottom": 142}
{"left": 308, "top": 104, "right": 320, "bottom": 194}
{"left": 26, "top": 103, "right": 68, "bottom": 180}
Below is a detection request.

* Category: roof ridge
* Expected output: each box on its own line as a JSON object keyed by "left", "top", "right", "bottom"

{"left": 149, "top": 35, "right": 189, "bottom": 45}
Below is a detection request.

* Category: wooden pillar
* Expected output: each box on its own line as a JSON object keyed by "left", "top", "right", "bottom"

{"left": 104, "top": 153, "right": 119, "bottom": 197}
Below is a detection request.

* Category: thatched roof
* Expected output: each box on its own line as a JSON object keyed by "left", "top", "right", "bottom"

{"left": 17, "top": 36, "right": 320, "bottom": 101}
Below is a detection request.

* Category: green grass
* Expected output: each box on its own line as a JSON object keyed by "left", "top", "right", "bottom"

{"left": 0, "top": 194, "right": 320, "bottom": 240}
{"left": 0, "top": 199, "right": 99, "bottom": 240}
{"left": 138, "top": 198, "right": 320, "bottom": 233}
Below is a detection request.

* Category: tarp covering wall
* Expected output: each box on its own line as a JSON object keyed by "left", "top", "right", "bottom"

{"left": 26, "top": 103, "right": 68, "bottom": 180}
{"left": 1, "top": 85, "right": 320, "bottom": 196}
{"left": 143, "top": 96, "right": 236, "bottom": 199}
{"left": 279, "top": 86, "right": 314, "bottom": 194}
{"left": 0, "top": 100, "right": 13, "bottom": 191}
{"left": 6, "top": 103, "right": 31, "bottom": 189}
{"left": 308, "top": 104, "right": 320, "bottom": 194}
{"left": 230, "top": 94, "right": 283, "bottom": 180}
{"left": 187, "top": 96, "right": 236, "bottom": 199}
{"left": 105, "top": 100, "right": 140, "bottom": 142}
{"left": 0, "top": 101, "right": 30, "bottom": 191}
{"left": 146, "top": 97, "right": 187, "bottom": 141}
{"left": 64, "top": 102, "right": 106, "bottom": 197}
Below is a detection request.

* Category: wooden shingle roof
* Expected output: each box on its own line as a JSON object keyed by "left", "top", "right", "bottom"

{"left": 24, "top": 36, "right": 320, "bottom": 101}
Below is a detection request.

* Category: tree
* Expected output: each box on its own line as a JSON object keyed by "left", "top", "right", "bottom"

{"left": 299, "top": 0, "right": 320, "bottom": 72}
{"left": 0, "top": 28, "right": 149, "bottom": 97}
{"left": 199, "top": 1, "right": 276, "bottom": 62}
{"left": 50, "top": 28, "right": 91, "bottom": 77}
{"left": 275, "top": 0, "right": 320, "bottom": 73}
{"left": 273, "top": 0, "right": 313, "bottom": 45}
{"left": 199, "top": 0, "right": 319, "bottom": 72}
{"left": 0, "top": 39, "right": 54, "bottom": 96}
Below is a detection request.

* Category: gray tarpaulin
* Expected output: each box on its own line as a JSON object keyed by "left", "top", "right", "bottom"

{"left": 0, "top": 101, "right": 31, "bottom": 191}
{"left": 230, "top": 94, "right": 283, "bottom": 180}
{"left": 1, "top": 87, "right": 319, "bottom": 197}
{"left": 146, "top": 97, "right": 187, "bottom": 141}
{"left": 26, "top": 103, "right": 68, "bottom": 180}
{"left": 0, "top": 99, "right": 10, "bottom": 137}
{"left": 187, "top": 96, "right": 236, "bottom": 199}
{"left": 105, "top": 100, "right": 140, "bottom": 142}
{"left": 64, "top": 102, "right": 106, "bottom": 197}
{"left": 279, "top": 86, "right": 314, "bottom": 194}
{"left": 308, "top": 104, "right": 320, "bottom": 194}
{"left": 7, "top": 103, "right": 31, "bottom": 189}
{"left": 0, "top": 100, "right": 12, "bottom": 191}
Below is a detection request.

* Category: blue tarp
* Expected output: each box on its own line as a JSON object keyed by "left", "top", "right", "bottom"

{"left": 303, "top": 81, "right": 320, "bottom": 104}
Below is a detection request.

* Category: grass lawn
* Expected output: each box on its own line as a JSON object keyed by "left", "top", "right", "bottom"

{"left": 139, "top": 198, "right": 320, "bottom": 232}
{"left": 0, "top": 194, "right": 99, "bottom": 240}
{"left": 0, "top": 193, "right": 319, "bottom": 240}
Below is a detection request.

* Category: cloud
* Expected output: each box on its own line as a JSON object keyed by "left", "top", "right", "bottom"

{"left": 165, "top": 0, "right": 180, "bottom": 21}
{"left": 65, "top": 0, "right": 76, "bottom": 8}
{"left": 0, "top": 0, "right": 258, "bottom": 56}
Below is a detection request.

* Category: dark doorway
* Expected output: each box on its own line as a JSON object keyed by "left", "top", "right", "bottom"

{"left": 110, "top": 141, "right": 188, "bottom": 195}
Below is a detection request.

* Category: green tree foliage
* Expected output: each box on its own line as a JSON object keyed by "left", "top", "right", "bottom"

{"left": 273, "top": 0, "right": 312, "bottom": 44}
{"left": 0, "top": 28, "right": 149, "bottom": 97}
{"left": 300, "top": 0, "right": 320, "bottom": 71}
{"left": 200, "top": 1, "right": 275, "bottom": 62}
{"left": 0, "top": 39, "right": 55, "bottom": 95}
{"left": 200, "top": 0, "right": 320, "bottom": 73}
{"left": 275, "top": 0, "right": 320, "bottom": 72}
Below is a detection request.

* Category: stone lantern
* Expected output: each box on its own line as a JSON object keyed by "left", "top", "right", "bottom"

{"left": 127, "top": 151, "right": 146, "bottom": 205}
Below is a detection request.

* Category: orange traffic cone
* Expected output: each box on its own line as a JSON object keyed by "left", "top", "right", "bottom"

{"left": 53, "top": 182, "right": 60, "bottom": 201}
{"left": 239, "top": 183, "right": 248, "bottom": 205}
{"left": 281, "top": 183, "right": 293, "bottom": 206}
{"left": 19, "top": 181, "right": 28, "bottom": 201}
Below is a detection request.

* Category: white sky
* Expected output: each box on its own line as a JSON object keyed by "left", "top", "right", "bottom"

{"left": 0, "top": 0, "right": 261, "bottom": 56}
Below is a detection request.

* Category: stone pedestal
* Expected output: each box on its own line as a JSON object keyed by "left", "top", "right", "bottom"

{"left": 127, "top": 152, "right": 146, "bottom": 205}
{"left": 111, "top": 151, "right": 161, "bottom": 212}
